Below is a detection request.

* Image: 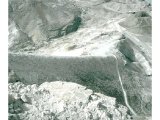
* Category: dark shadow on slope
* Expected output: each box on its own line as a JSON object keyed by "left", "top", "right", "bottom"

{"left": 55, "top": 16, "right": 82, "bottom": 39}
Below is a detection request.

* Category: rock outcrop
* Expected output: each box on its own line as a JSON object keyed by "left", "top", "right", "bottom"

{"left": 9, "top": 81, "right": 131, "bottom": 120}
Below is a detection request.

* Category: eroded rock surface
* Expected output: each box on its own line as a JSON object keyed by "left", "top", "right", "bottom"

{"left": 8, "top": 81, "right": 133, "bottom": 120}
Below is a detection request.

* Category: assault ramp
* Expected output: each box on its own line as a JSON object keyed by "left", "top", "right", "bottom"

{"left": 9, "top": 53, "right": 119, "bottom": 85}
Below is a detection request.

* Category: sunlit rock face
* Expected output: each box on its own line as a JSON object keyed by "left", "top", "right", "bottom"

{"left": 9, "top": 81, "right": 131, "bottom": 120}
{"left": 9, "top": 0, "right": 152, "bottom": 119}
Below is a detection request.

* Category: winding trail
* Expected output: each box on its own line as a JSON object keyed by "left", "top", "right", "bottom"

{"left": 9, "top": 52, "right": 138, "bottom": 116}
{"left": 111, "top": 54, "right": 137, "bottom": 116}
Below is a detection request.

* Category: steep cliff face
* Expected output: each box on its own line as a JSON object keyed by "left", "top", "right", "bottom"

{"left": 9, "top": 0, "right": 152, "bottom": 119}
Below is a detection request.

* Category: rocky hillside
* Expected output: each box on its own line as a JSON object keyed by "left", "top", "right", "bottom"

{"left": 9, "top": 0, "right": 152, "bottom": 120}
{"left": 9, "top": 81, "right": 132, "bottom": 120}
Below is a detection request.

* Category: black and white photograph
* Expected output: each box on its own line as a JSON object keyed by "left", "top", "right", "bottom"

{"left": 1, "top": 0, "right": 159, "bottom": 120}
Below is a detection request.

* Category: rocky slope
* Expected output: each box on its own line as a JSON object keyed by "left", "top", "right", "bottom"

{"left": 9, "top": 81, "right": 132, "bottom": 120}
{"left": 9, "top": 0, "right": 152, "bottom": 119}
